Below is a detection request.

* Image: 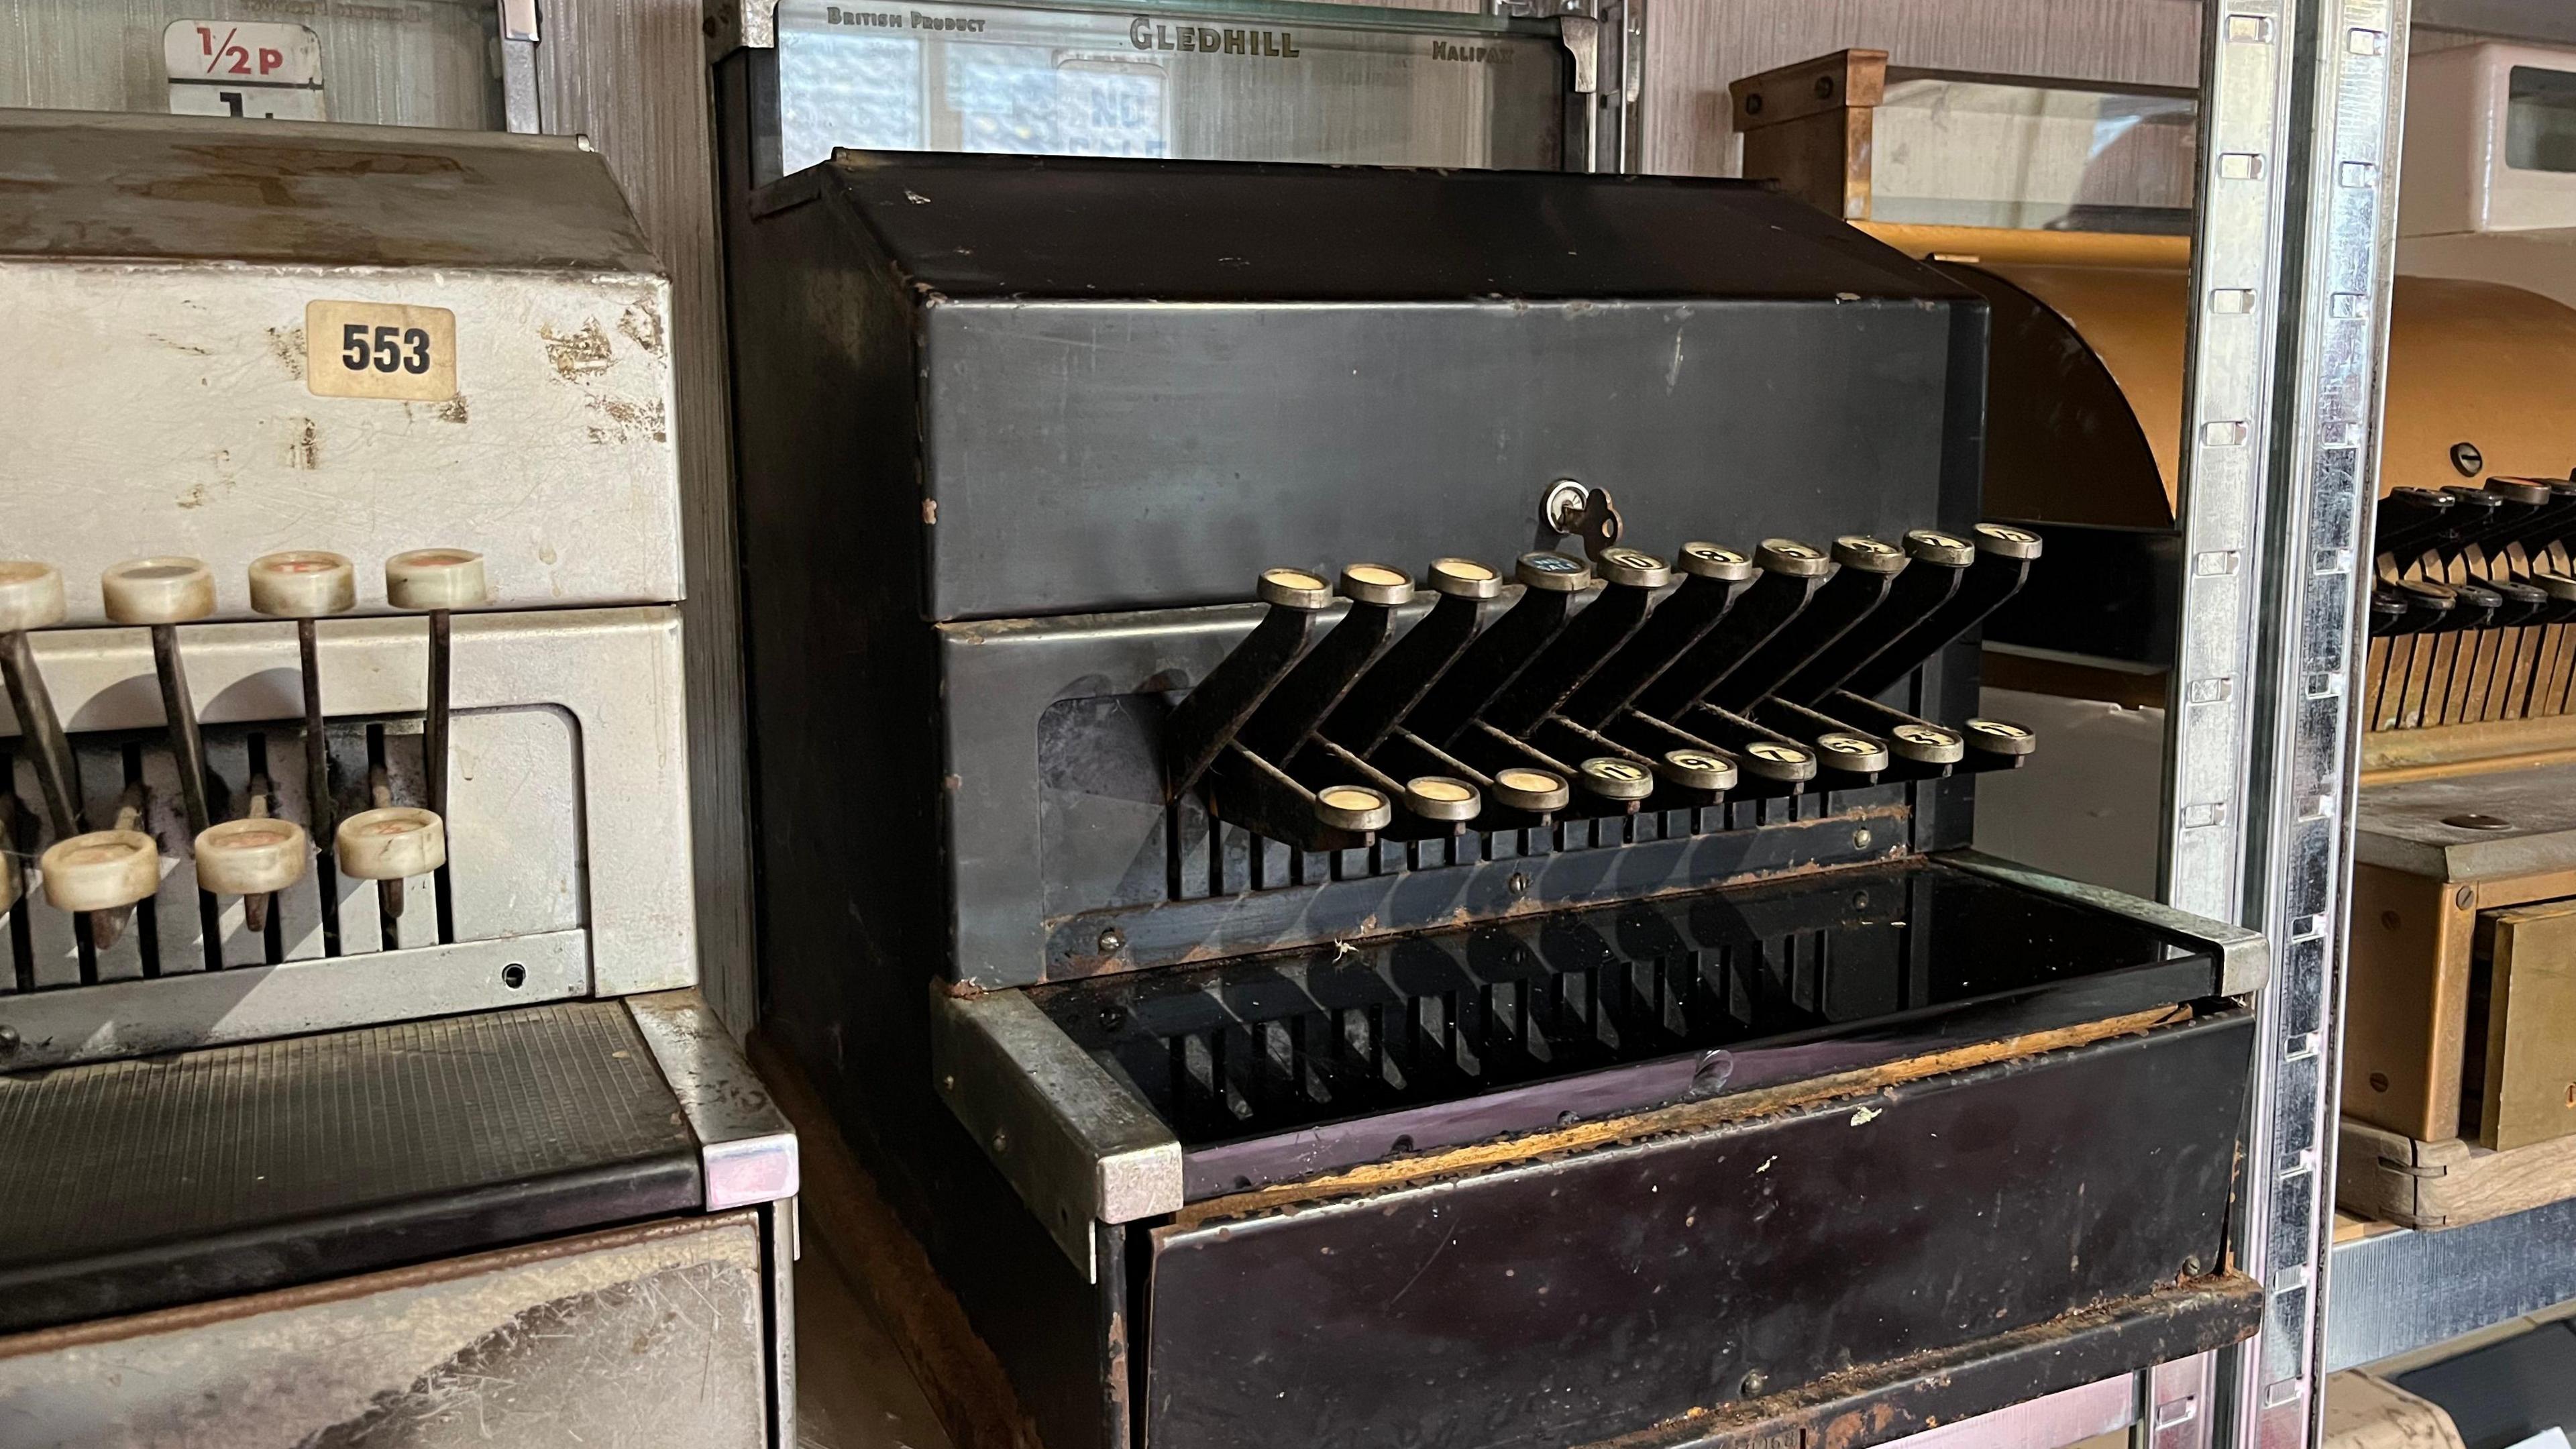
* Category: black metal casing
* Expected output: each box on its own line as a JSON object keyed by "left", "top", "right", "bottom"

{"left": 719, "top": 149, "right": 2256, "bottom": 1449}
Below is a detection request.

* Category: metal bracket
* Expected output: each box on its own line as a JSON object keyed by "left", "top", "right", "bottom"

{"left": 627, "top": 989, "right": 801, "bottom": 1212}
{"left": 496, "top": 0, "right": 542, "bottom": 132}
{"left": 928, "top": 985, "right": 1183, "bottom": 1281}
{"left": 1945, "top": 851, "right": 2269, "bottom": 997}
{"left": 1558, "top": 15, "right": 1601, "bottom": 94}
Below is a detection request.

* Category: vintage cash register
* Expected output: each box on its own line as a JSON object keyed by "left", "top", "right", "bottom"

{"left": 0, "top": 111, "right": 796, "bottom": 1447}
{"left": 727, "top": 151, "right": 2269, "bottom": 1449}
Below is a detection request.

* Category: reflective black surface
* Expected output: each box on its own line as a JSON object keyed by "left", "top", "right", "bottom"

{"left": 1036, "top": 854, "right": 2214, "bottom": 1176}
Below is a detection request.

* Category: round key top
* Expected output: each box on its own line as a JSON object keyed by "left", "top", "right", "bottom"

{"left": 1973, "top": 523, "right": 2045, "bottom": 560}
{"left": 1594, "top": 547, "right": 1671, "bottom": 590}
{"left": 1656, "top": 747, "right": 1737, "bottom": 793}
{"left": 1902, "top": 530, "right": 1978, "bottom": 569}
{"left": 1491, "top": 766, "right": 1571, "bottom": 812}
{"left": 1403, "top": 775, "right": 1482, "bottom": 822}
{"left": 195, "top": 817, "right": 311, "bottom": 896}
{"left": 1576, "top": 755, "right": 1656, "bottom": 800}
{"left": 1830, "top": 536, "right": 1908, "bottom": 575}
{"left": 1313, "top": 784, "right": 1393, "bottom": 833}
{"left": 249, "top": 551, "right": 357, "bottom": 619}
{"left": 1254, "top": 567, "right": 1332, "bottom": 610}
{"left": 1965, "top": 717, "right": 2039, "bottom": 756}
{"left": 1739, "top": 738, "right": 1819, "bottom": 782}
{"left": 385, "top": 549, "right": 489, "bottom": 611}
{"left": 1339, "top": 564, "right": 1414, "bottom": 607}
{"left": 1426, "top": 558, "right": 1504, "bottom": 600}
{"left": 40, "top": 828, "right": 160, "bottom": 912}
{"left": 101, "top": 557, "right": 215, "bottom": 625}
{"left": 0, "top": 561, "right": 66, "bottom": 633}
{"left": 1676, "top": 543, "right": 1754, "bottom": 582}
{"left": 1754, "top": 540, "right": 1831, "bottom": 578}
{"left": 1515, "top": 551, "right": 1593, "bottom": 594}
{"left": 1886, "top": 721, "right": 1965, "bottom": 765}
{"left": 1813, "top": 730, "right": 1891, "bottom": 773}
{"left": 335, "top": 806, "right": 447, "bottom": 881}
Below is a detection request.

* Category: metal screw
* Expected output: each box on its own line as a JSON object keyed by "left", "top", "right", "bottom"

{"left": 1852, "top": 828, "right": 1873, "bottom": 851}
{"left": 0, "top": 1024, "right": 17, "bottom": 1053}
{"left": 500, "top": 962, "right": 527, "bottom": 989}
{"left": 2452, "top": 441, "right": 2484, "bottom": 477}
{"left": 1813, "top": 75, "right": 1836, "bottom": 100}
{"left": 991, "top": 1130, "right": 1009, "bottom": 1155}
{"left": 2457, "top": 886, "right": 2476, "bottom": 909}
{"left": 1507, "top": 871, "right": 1530, "bottom": 897}
{"left": 2369, "top": 1072, "right": 2390, "bottom": 1093}
{"left": 1741, "top": 1370, "right": 1768, "bottom": 1397}
{"left": 941, "top": 1073, "right": 956, "bottom": 1093}
{"left": 1097, "top": 926, "right": 1125, "bottom": 955}
{"left": 2182, "top": 1256, "right": 2204, "bottom": 1277}
{"left": 1743, "top": 92, "right": 1764, "bottom": 116}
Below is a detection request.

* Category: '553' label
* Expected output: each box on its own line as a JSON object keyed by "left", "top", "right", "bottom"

{"left": 304, "top": 301, "right": 458, "bottom": 401}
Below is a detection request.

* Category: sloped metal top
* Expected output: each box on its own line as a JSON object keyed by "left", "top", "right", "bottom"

{"left": 2355, "top": 759, "right": 2576, "bottom": 881}
{"left": 805, "top": 148, "right": 1978, "bottom": 304}
{"left": 0, "top": 109, "right": 661, "bottom": 275}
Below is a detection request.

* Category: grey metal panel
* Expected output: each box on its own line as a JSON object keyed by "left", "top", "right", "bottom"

{"left": 0, "top": 110, "right": 655, "bottom": 270}
{"left": 0, "top": 1214, "right": 770, "bottom": 1449}
{"left": 627, "top": 990, "right": 803, "bottom": 1211}
{"left": 2326, "top": 1198, "right": 2576, "bottom": 1371}
{"left": 920, "top": 297, "right": 1963, "bottom": 619}
{"left": 2353, "top": 761, "right": 2576, "bottom": 879}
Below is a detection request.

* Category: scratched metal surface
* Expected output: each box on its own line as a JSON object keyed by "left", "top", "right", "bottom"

{"left": 0, "top": 1215, "right": 768, "bottom": 1448}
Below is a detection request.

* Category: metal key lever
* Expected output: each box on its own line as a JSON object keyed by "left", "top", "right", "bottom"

{"left": 1478, "top": 547, "right": 1670, "bottom": 736}
{"left": 40, "top": 782, "right": 160, "bottom": 953}
{"left": 1797, "top": 692, "right": 1968, "bottom": 780}
{"left": 1705, "top": 536, "right": 1908, "bottom": 712}
{"left": 0, "top": 561, "right": 83, "bottom": 841}
{"left": 2524, "top": 572, "right": 2576, "bottom": 717}
{"left": 1630, "top": 540, "right": 1831, "bottom": 719}
{"left": 1165, "top": 567, "right": 1334, "bottom": 797}
{"left": 1236, "top": 565, "right": 1414, "bottom": 764}
{"left": 386, "top": 548, "right": 487, "bottom": 945}
{"left": 1316, "top": 558, "right": 1503, "bottom": 757}
{"left": 1840, "top": 523, "right": 2045, "bottom": 700}
{"left": 1746, "top": 698, "right": 1899, "bottom": 786}
{"left": 2468, "top": 578, "right": 2551, "bottom": 723}
{"left": 2421, "top": 486, "right": 2507, "bottom": 576}
{"left": 2377, "top": 580, "right": 2457, "bottom": 730}
{"left": 1774, "top": 530, "right": 1976, "bottom": 706}
{"left": 1663, "top": 704, "right": 1822, "bottom": 800}
{"left": 1448, "top": 720, "right": 1645, "bottom": 819}
{"left": 1599, "top": 708, "right": 1748, "bottom": 805}
{"left": 195, "top": 796, "right": 308, "bottom": 943}
{"left": 2374, "top": 487, "right": 2457, "bottom": 572}
{"left": 100, "top": 557, "right": 217, "bottom": 841}
{"left": 1371, "top": 727, "right": 1570, "bottom": 833}
{"left": 2406, "top": 581, "right": 2499, "bottom": 729}
{"left": 1558, "top": 543, "right": 1756, "bottom": 727}
{"left": 249, "top": 551, "right": 354, "bottom": 955}
{"left": 1202, "top": 743, "right": 1392, "bottom": 852}
{"left": 2484, "top": 479, "right": 2576, "bottom": 574}
{"left": 1297, "top": 736, "right": 1483, "bottom": 843}
{"left": 1401, "top": 551, "right": 1593, "bottom": 749}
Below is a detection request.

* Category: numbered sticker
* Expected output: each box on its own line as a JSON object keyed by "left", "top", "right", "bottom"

{"left": 305, "top": 301, "right": 458, "bottom": 402}
{"left": 164, "top": 21, "right": 326, "bottom": 121}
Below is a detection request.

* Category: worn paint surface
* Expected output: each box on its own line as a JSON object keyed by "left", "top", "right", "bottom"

{"left": 0, "top": 1216, "right": 767, "bottom": 1448}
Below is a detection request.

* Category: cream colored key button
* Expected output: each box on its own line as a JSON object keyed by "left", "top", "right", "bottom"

{"left": 101, "top": 557, "right": 215, "bottom": 625}
{"left": 1491, "top": 766, "right": 1571, "bottom": 812}
{"left": 385, "top": 549, "right": 488, "bottom": 611}
{"left": 1314, "top": 784, "right": 1394, "bottom": 833}
{"left": 0, "top": 561, "right": 66, "bottom": 633}
{"left": 335, "top": 806, "right": 447, "bottom": 880}
{"left": 195, "top": 818, "right": 311, "bottom": 896}
{"left": 40, "top": 830, "right": 161, "bottom": 912}
{"left": 249, "top": 551, "right": 358, "bottom": 618}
